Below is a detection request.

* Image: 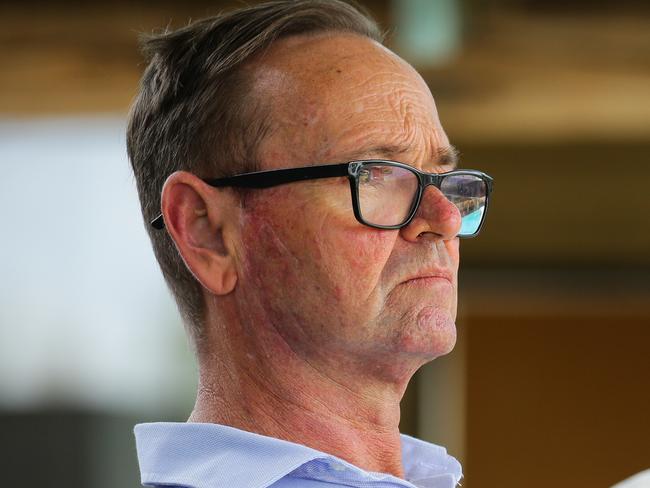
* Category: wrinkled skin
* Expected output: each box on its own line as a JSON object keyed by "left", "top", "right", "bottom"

{"left": 184, "top": 33, "right": 462, "bottom": 478}
{"left": 235, "top": 33, "right": 460, "bottom": 382}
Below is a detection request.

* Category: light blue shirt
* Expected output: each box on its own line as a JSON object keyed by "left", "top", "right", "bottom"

{"left": 135, "top": 422, "right": 462, "bottom": 488}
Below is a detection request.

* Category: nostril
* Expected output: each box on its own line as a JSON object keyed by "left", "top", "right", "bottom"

{"left": 400, "top": 186, "right": 464, "bottom": 242}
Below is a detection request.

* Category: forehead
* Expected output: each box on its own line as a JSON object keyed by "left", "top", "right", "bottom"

{"left": 249, "top": 33, "right": 447, "bottom": 166}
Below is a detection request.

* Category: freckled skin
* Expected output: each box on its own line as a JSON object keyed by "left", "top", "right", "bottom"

{"left": 190, "top": 33, "right": 462, "bottom": 478}
{"left": 237, "top": 34, "right": 460, "bottom": 381}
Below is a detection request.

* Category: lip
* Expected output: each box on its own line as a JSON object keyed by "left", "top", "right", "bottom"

{"left": 401, "top": 268, "right": 455, "bottom": 286}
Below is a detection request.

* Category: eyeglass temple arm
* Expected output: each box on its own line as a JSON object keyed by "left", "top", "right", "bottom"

{"left": 150, "top": 163, "right": 351, "bottom": 229}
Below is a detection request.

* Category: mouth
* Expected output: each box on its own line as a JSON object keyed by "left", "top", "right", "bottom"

{"left": 403, "top": 275, "right": 452, "bottom": 285}
{"left": 401, "top": 269, "right": 454, "bottom": 287}
{"left": 402, "top": 276, "right": 454, "bottom": 288}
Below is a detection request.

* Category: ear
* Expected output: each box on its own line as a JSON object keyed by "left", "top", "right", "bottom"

{"left": 160, "top": 171, "right": 238, "bottom": 296}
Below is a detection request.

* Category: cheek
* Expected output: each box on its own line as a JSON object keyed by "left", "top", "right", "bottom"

{"left": 335, "top": 229, "right": 395, "bottom": 269}
{"left": 321, "top": 226, "right": 397, "bottom": 298}
{"left": 238, "top": 209, "right": 301, "bottom": 287}
{"left": 238, "top": 192, "right": 396, "bottom": 309}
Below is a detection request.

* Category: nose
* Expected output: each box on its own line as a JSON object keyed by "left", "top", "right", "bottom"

{"left": 399, "top": 185, "right": 462, "bottom": 241}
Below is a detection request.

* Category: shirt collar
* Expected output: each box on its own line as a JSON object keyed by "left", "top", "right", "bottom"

{"left": 135, "top": 422, "right": 462, "bottom": 488}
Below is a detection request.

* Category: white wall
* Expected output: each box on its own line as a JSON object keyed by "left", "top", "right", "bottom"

{"left": 0, "top": 117, "right": 196, "bottom": 414}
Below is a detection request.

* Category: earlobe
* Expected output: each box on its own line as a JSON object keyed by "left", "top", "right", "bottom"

{"left": 161, "top": 171, "right": 239, "bottom": 296}
{"left": 213, "top": 259, "right": 238, "bottom": 295}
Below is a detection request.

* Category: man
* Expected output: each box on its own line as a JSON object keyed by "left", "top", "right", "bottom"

{"left": 128, "top": 1, "right": 492, "bottom": 487}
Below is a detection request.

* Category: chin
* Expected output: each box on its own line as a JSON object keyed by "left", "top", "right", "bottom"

{"left": 375, "top": 327, "right": 457, "bottom": 385}
{"left": 417, "top": 327, "right": 457, "bottom": 361}
{"left": 431, "top": 326, "right": 457, "bottom": 357}
{"left": 394, "top": 306, "right": 458, "bottom": 360}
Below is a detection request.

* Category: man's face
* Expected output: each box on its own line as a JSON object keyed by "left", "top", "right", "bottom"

{"left": 233, "top": 34, "right": 461, "bottom": 386}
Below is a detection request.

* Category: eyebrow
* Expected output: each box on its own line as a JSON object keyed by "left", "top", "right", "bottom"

{"left": 436, "top": 145, "right": 459, "bottom": 168}
{"left": 341, "top": 144, "right": 459, "bottom": 170}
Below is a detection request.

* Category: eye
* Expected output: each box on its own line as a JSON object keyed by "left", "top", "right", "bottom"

{"left": 360, "top": 166, "right": 394, "bottom": 185}
{"left": 376, "top": 166, "right": 392, "bottom": 180}
{"left": 359, "top": 168, "right": 371, "bottom": 184}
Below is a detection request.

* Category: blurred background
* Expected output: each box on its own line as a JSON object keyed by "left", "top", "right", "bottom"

{"left": 1, "top": 0, "right": 649, "bottom": 487}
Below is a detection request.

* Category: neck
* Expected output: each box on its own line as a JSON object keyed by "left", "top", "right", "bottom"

{"left": 188, "top": 305, "right": 413, "bottom": 478}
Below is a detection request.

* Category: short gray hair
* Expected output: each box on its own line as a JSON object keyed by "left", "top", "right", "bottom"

{"left": 127, "top": 0, "right": 383, "bottom": 342}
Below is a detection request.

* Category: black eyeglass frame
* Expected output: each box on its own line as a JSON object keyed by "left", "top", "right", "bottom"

{"left": 151, "top": 160, "right": 493, "bottom": 238}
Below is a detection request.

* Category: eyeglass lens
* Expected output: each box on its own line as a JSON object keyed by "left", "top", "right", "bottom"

{"left": 357, "top": 163, "right": 487, "bottom": 236}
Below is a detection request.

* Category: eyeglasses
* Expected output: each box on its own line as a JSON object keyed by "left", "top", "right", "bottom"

{"left": 151, "top": 160, "right": 493, "bottom": 238}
